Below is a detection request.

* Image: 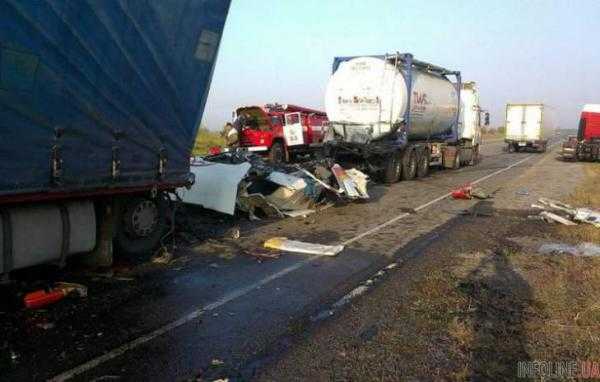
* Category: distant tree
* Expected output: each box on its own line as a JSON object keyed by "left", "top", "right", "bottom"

{"left": 496, "top": 126, "right": 506, "bottom": 135}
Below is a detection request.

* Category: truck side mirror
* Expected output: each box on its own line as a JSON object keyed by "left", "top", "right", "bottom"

{"left": 484, "top": 112, "right": 490, "bottom": 126}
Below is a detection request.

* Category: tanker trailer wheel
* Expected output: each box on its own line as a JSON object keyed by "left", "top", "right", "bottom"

{"left": 115, "top": 195, "right": 168, "bottom": 256}
{"left": 268, "top": 141, "right": 286, "bottom": 163}
{"left": 416, "top": 148, "right": 430, "bottom": 178}
{"left": 382, "top": 150, "right": 402, "bottom": 184}
{"left": 401, "top": 148, "right": 417, "bottom": 180}
{"left": 453, "top": 150, "right": 461, "bottom": 170}
{"left": 469, "top": 145, "right": 480, "bottom": 166}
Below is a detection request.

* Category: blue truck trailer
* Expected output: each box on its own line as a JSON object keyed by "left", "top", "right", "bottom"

{"left": 0, "top": 0, "right": 231, "bottom": 277}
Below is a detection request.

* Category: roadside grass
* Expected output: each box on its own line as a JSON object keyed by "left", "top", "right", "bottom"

{"left": 556, "top": 163, "right": 600, "bottom": 243}
{"left": 192, "top": 127, "right": 225, "bottom": 156}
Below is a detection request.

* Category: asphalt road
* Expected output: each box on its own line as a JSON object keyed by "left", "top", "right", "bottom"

{"left": 0, "top": 134, "right": 569, "bottom": 381}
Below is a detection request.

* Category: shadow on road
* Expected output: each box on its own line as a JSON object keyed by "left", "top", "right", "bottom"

{"left": 459, "top": 242, "right": 533, "bottom": 379}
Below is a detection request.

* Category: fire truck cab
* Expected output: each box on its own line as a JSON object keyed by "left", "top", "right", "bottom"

{"left": 234, "top": 104, "right": 328, "bottom": 163}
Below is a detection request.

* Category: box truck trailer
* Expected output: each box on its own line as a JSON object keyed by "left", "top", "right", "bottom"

{"left": 562, "top": 104, "right": 600, "bottom": 161}
{"left": 0, "top": 1, "right": 231, "bottom": 278}
{"left": 324, "top": 53, "right": 484, "bottom": 183}
{"left": 505, "top": 103, "right": 556, "bottom": 152}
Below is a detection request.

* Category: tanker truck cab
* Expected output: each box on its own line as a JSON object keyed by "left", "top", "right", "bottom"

{"left": 235, "top": 104, "right": 328, "bottom": 163}
{"left": 324, "top": 53, "right": 477, "bottom": 184}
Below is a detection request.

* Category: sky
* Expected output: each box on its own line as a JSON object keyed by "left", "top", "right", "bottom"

{"left": 201, "top": 0, "right": 600, "bottom": 130}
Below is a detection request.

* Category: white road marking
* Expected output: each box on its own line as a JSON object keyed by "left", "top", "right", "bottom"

{"left": 52, "top": 147, "right": 553, "bottom": 381}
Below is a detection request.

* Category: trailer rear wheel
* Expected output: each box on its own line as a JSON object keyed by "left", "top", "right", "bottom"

{"left": 453, "top": 150, "right": 461, "bottom": 169}
{"left": 402, "top": 149, "right": 417, "bottom": 180}
{"left": 382, "top": 151, "right": 402, "bottom": 184}
{"left": 416, "top": 148, "right": 430, "bottom": 178}
{"left": 115, "top": 196, "right": 168, "bottom": 256}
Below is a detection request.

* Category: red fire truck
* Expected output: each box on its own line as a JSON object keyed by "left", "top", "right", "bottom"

{"left": 234, "top": 104, "right": 328, "bottom": 162}
{"left": 562, "top": 104, "right": 600, "bottom": 161}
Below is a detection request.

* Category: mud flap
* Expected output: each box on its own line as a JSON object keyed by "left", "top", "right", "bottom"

{"left": 442, "top": 146, "right": 458, "bottom": 169}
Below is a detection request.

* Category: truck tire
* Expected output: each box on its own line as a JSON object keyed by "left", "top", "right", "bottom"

{"left": 268, "top": 141, "right": 286, "bottom": 163}
{"left": 453, "top": 150, "right": 461, "bottom": 169}
{"left": 416, "top": 148, "right": 430, "bottom": 178}
{"left": 383, "top": 150, "right": 402, "bottom": 184}
{"left": 468, "top": 145, "right": 480, "bottom": 166}
{"left": 402, "top": 148, "right": 417, "bottom": 180}
{"left": 114, "top": 196, "right": 168, "bottom": 256}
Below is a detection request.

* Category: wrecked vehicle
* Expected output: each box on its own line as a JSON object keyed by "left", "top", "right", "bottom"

{"left": 179, "top": 151, "right": 368, "bottom": 219}
{"left": 0, "top": 1, "right": 231, "bottom": 278}
{"left": 230, "top": 104, "right": 329, "bottom": 163}
{"left": 324, "top": 53, "right": 486, "bottom": 183}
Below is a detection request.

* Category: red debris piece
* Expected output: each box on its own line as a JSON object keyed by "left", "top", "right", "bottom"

{"left": 23, "top": 282, "right": 88, "bottom": 309}
{"left": 451, "top": 184, "right": 473, "bottom": 200}
{"left": 208, "top": 146, "right": 222, "bottom": 155}
{"left": 24, "top": 289, "right": 67, "bottom": 309}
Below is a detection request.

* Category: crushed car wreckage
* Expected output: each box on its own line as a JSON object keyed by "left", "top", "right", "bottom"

{"left": 178, "top": 150, "right": 369, "bottom": 219}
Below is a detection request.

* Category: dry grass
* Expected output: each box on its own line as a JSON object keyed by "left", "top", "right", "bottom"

{"left": 191, "top": 127, "right": 226, "bottom": 156}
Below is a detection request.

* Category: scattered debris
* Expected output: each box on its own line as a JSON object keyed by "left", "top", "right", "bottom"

{"left": 451, "top": 184, "right": 490, "bottom": 200}
{"left": 23, "top": 282, "right": 87, "bottom": 309}
{"left": 531, "top": 198, "right": 600, "bottom": 227}
{"left": 179, "top": 151, "right": 369, "bottom": 220}
{"left": 181, "top": 159, "right": 251, "bottom": 215}
{"left": 151, "top": 248, "right": 174, "bottom": 264}
{"left": 539, "top": 243, "right": 600, "bottom": 257}
{"left": 211, "top": 359, "right": 225, "bottom": 366}
{"left": 332, "top": 164, "right": 369, "bottom": 199}
{"left": 243, "top": 250, "right": 281, "bottom": 261}
{"left": 515, "top": 188, "right": 530, "bottom": 196}
{"left": 539, "top": 211, "right": 577, "bottom": 226}
{"left": 264, "top": 237, "right": 344, "bottom": 256}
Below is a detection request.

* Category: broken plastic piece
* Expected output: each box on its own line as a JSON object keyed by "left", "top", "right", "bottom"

{"left": 263, "top": 237, "right": 344, "bottom": 256}
{"left": 24, "top": 282, "right": 87, "bottom": 309}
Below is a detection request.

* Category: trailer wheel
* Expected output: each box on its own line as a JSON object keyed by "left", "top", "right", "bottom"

{"left": 469, "top": 145, "right": 480, "bottom": 166}
{"left": 453, "top": 150, "right": 461, "bottom": 170}
{"left": 402, "top": 149, "right": 417, "bottom": 180}
{"left": 268, "top": 141, "right": 286, "bottom": 163}
{"left": 382, "top": 150, "right": 402, "bottom": 184}
{"left": 115, "top": 196, "right": 168, "bottom": 256}
{"left": 416, "top": 148, "right": 430, "bottom": 178}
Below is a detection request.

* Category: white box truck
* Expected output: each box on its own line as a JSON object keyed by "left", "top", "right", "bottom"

{"left": 505, "top": 103, "right": 555, "bottom": 152}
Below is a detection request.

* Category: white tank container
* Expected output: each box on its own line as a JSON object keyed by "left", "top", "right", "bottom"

{"left": 459, "top": 82, "right": 482, "bottom": 143}
{"left": 325, "top": 56, "right": 459, "bottom": 143}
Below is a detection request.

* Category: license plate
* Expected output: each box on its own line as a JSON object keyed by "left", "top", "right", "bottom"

{"left": 518, "top": 142, "right": 526, "bottom": 146}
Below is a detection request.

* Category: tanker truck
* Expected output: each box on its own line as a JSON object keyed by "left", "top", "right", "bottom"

{"left": 0, "top": 1, "right": 231, "bottom": 279}
{"left": 324, "top": 53, "right": 482, "bottom": 183}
